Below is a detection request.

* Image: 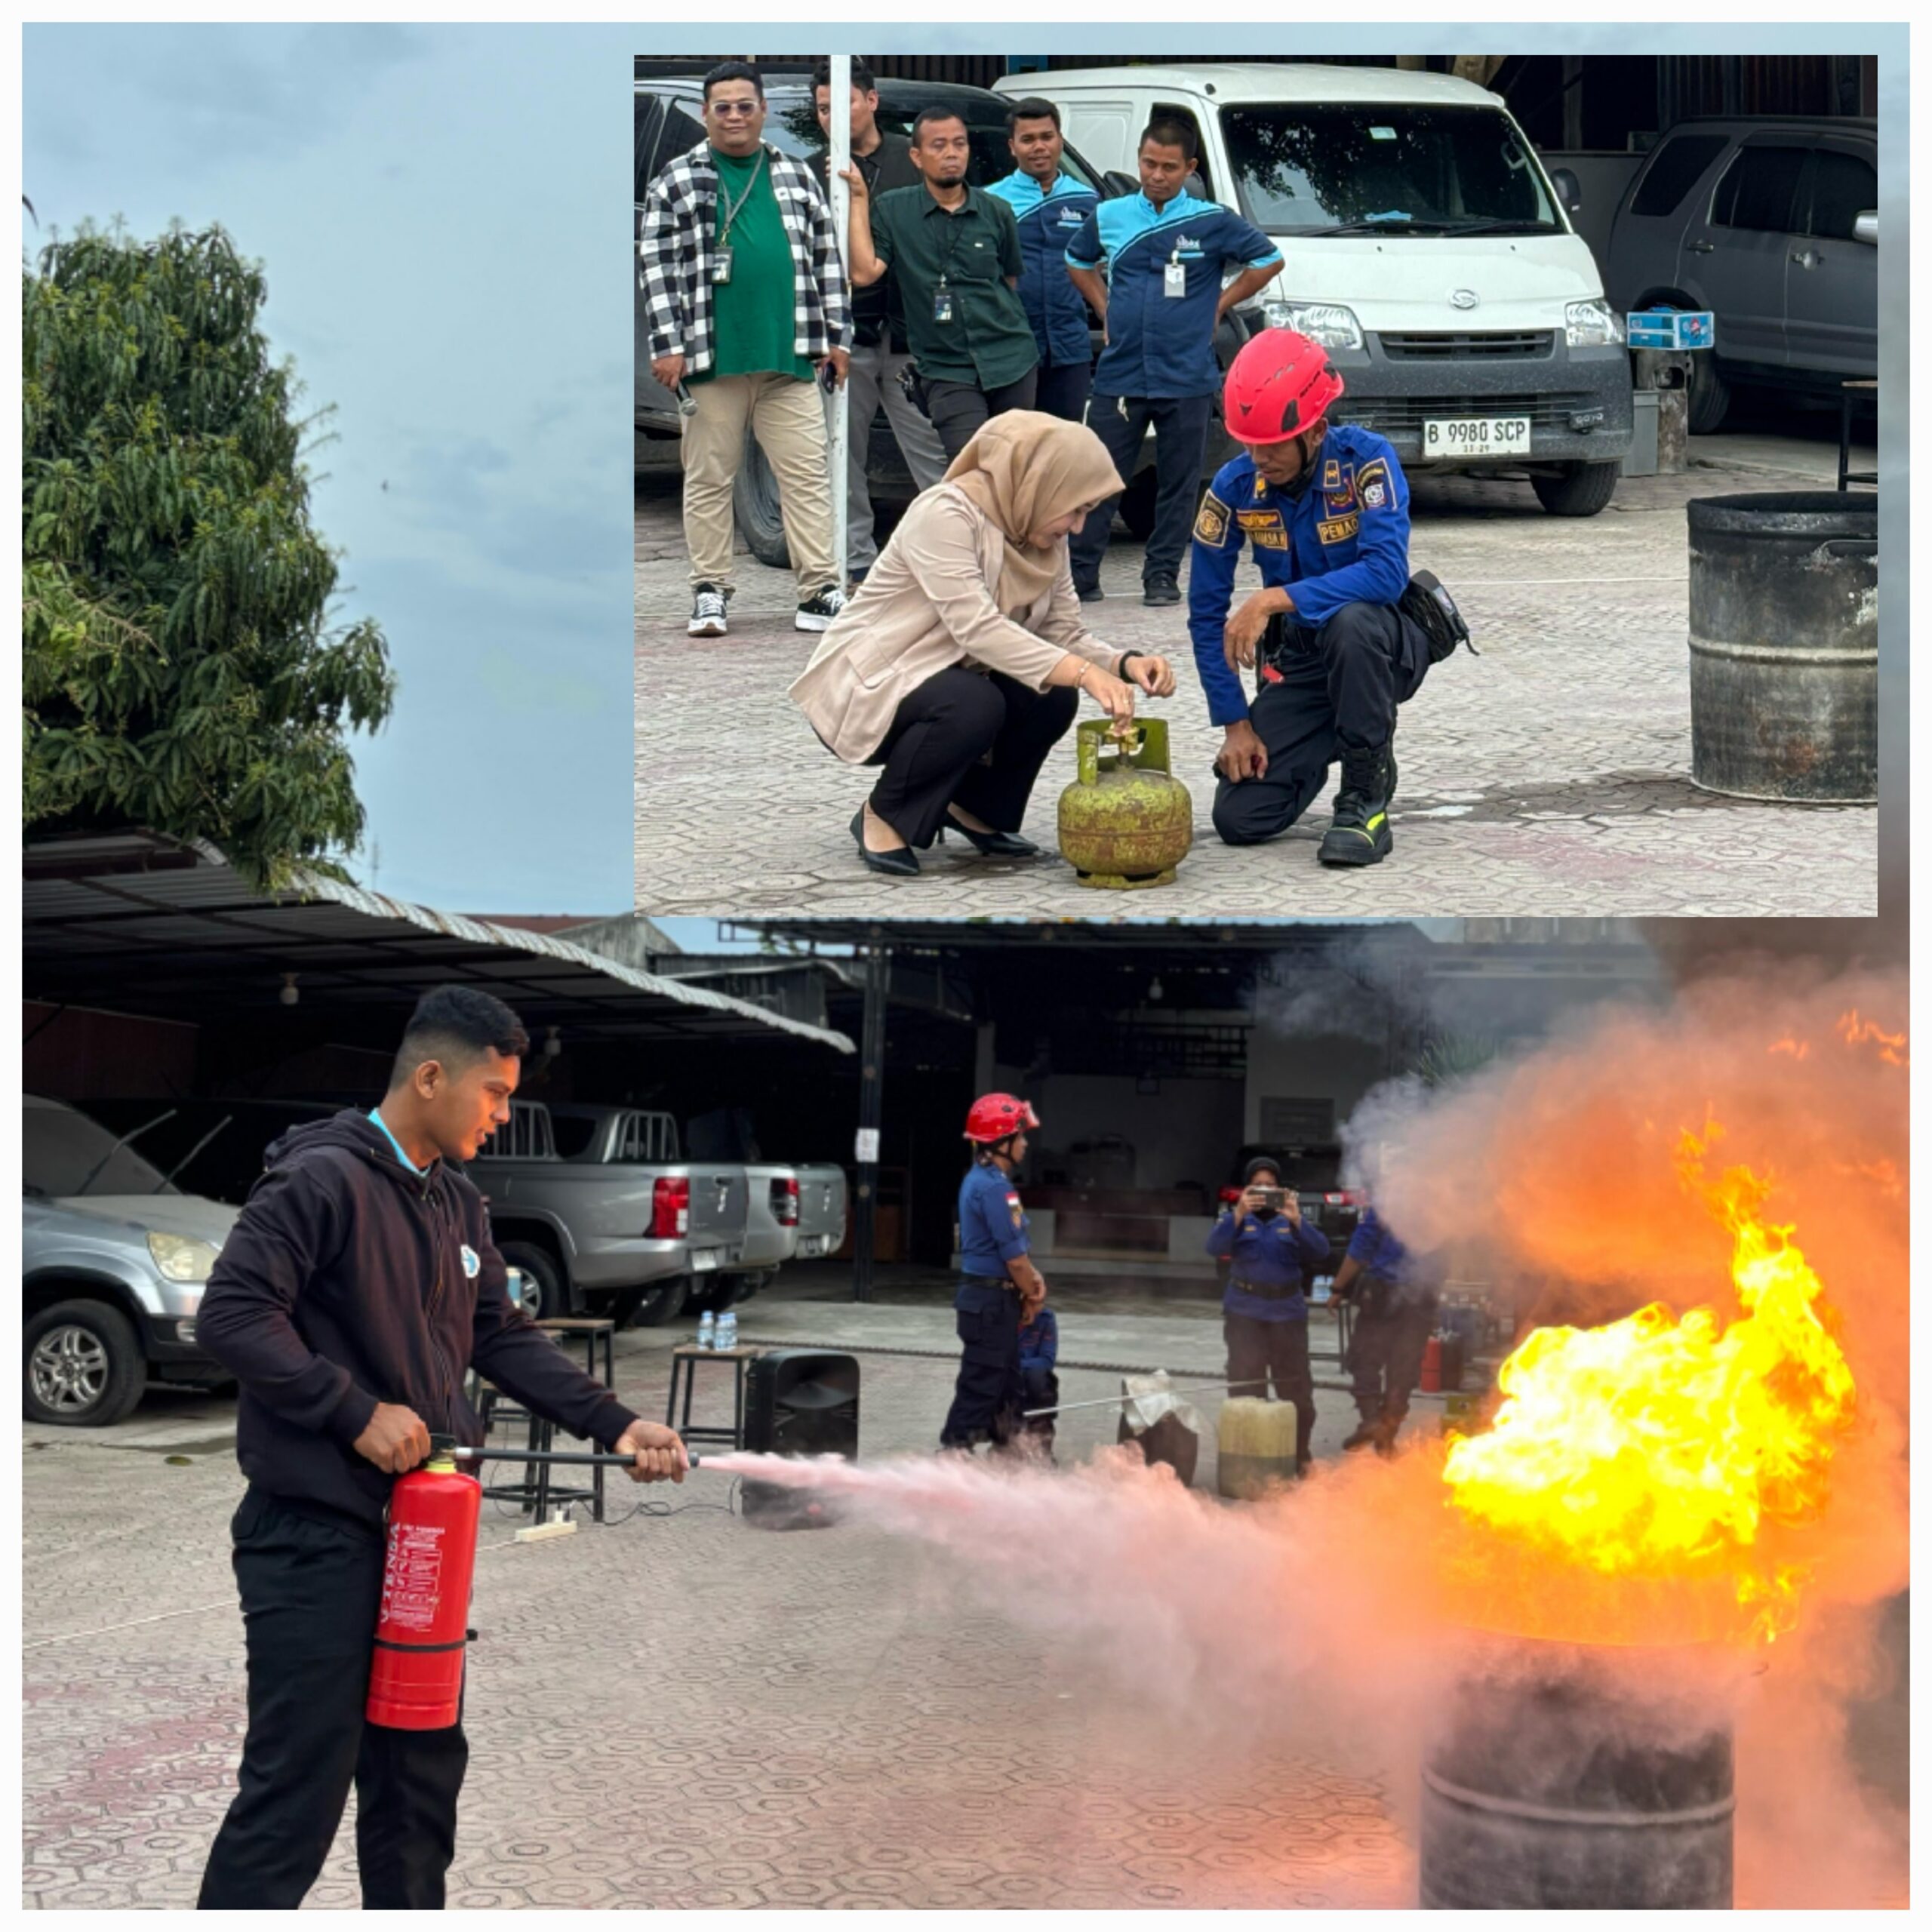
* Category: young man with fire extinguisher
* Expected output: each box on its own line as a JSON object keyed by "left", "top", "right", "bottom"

{"left": 942, "top": 1092, "right": 1047, "bottom": 1452}
{"left": 1187, "top": 327, "right": 1473, "bottom": 868}
{"left": 194, "top": 986, "right": 689, "bottom": 1910}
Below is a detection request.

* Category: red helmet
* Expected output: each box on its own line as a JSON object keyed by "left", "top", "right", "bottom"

{"left": 1223, "top": 328, "right": 1346, "bottom": 446}
{"left": 964, "top": 1093, "right": 1040, "bottom": 1144}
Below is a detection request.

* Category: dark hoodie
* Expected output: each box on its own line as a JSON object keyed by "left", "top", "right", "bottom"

{"left": 197, "top": 1109, "right": 640, "bottom": 1531}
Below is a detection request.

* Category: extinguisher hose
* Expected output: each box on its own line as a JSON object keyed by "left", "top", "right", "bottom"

{"left": 434, "top": 1436, "right": 706, "bottom": 1472}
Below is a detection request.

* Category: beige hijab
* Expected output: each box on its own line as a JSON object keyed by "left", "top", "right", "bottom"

{"left": 943, "top": 410, "right": 1123, "bottom": 611}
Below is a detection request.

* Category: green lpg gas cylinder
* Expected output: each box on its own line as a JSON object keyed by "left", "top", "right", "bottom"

{"left": 1057, "top": 718, "right": 1194, "bottom": 889}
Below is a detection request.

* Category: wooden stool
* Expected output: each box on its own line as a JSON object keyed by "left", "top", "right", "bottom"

{"left": 1838, "top": 380, "right": 1877, "bottom": 491}
{"left": 665, "top": 1345, "right": 760, "bottom": 1452}
{"left": 535, "top": 1316, "right": 616, "bottom": 1392}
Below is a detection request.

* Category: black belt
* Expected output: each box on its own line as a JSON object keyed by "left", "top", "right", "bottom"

{"left": 960, "top": 1273, "right": 1014, "bottom": 1287}
{"left": 1229, "top": 1277, "right": 1300, "bottom": 1300}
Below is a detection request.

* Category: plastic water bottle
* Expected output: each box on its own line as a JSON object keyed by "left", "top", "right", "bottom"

{"left": 696, "top": 1309, "right": 715, "bottom": 1351}
{"left": 717, "top": 1309, "right": 738, "bottom": 1353}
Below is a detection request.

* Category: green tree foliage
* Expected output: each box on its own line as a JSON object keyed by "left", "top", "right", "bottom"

{"left": 23, "top": 223, "right": 395, "bottom": 888}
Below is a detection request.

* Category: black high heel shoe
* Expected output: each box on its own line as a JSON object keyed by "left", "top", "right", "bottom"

{"left": 942, "top": 813, "right": 1039, "bottom": 859}
{"left": 851, "top": 808, "right": 919, "bottom": 877}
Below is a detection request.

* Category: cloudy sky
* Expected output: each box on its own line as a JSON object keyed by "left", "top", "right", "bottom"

{"left": 25, "top": 23, "right": 640, "bottom": 915}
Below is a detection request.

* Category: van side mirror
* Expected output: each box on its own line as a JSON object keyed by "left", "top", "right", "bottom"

{"left": 1853, "top": 209, "right": 1878, "bottom": 246}
{"left": 1102, "top": 169, "right": 1137, "bottom": 199}
{"left": 1549, "top": 167, "right": 1583, "bottom": 218}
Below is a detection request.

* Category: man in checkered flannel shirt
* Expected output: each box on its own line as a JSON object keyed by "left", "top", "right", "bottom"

{"left": 640, "top": 60, "right": 854, "bottom": 638}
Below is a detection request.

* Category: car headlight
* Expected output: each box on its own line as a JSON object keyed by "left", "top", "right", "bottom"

{"left": 1565, "top": 299, "right": 1624, "bottom": 348}
{"left": 1263, "top": 299, "right": 1364, "bottom": 352}
{"left": 148, "top": 1232, "right": 220, "bottom": 1283}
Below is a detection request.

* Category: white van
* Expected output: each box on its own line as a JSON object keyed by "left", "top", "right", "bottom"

{"left": 995, "top": 64, "right": 1634, "bottom": 515}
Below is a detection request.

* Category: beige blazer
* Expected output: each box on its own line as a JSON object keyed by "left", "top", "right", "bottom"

{"left": 789, "top": 484, "right": 1126, "bottom": 763}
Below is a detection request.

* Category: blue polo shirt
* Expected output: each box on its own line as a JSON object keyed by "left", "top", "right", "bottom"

{"left": 984, "top": 169, "right": 1097, "bottom": 369}
{"left": 1207, "top": 1208, "right": 1331, "bottom": 1322}
{"left": 1186, "top": 429, "right": 1414, "bottom": 726}
{"left": 1346, "top": 1208, "right": 1414, "bottom": 1284}
{"left": 959, "top": 1158, "right": 1029, "bottom": 1275}
{"left": 1066, "top": 189, "right": 1281, "bottom": 400}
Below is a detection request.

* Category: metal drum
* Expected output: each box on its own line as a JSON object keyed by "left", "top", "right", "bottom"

{"left": 1420, "top": 1645, "right": 1734, "bottom": 1909}
{"left": 1686, "top": 491, "right": 1877, "bottom": 802}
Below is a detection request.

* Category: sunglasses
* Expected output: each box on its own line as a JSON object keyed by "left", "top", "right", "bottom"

{"left": 708, "top": 100, "right": 761, "bottom": 118}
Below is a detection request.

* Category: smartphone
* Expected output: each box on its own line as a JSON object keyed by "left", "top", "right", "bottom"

{"left": 1255, "top": 1187, "right": 1287, "bottom": 1210}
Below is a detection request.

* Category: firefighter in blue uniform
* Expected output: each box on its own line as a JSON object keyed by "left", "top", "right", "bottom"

{"left": 1206, "top": 1157, "right": 1331, "bottom": 1472}
{"left": 1331, "top": 1201, "right": 1441, "bottom": 1456}
{"left": 942, "top": 1092, "right": 1048, "bottom": 1451}
{"left": 1190, "top": 328, "right": 1463, "bottom": 867}
{"left": 985, "top": 97, "right": 1100, "bottom": 424}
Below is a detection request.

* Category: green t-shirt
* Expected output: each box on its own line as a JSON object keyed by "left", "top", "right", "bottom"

{"left": 695, "top": 147, "right": 814, "bottom": 386}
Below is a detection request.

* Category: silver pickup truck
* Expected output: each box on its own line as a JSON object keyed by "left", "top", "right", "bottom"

{"left": 470, "top": 1101, "right": 749, "bottom": 1327}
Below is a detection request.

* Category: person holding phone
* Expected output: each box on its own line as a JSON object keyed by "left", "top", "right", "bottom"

{"left": 1206, "top": 1156, "right": 1330, "bottom": 1473}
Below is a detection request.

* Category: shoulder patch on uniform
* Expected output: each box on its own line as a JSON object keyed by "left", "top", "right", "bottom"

{"left": 1317, "top": 512, "right": 1360, "bottom": 546}
{"left": 1357, "top": 457, "right": 1392, "bottom": 510}
{"left": 1006, "top": 1191, "right": 1024, "bottom": 1229}
{"left": 1193, "top": 492, "right": 1232, "bottom": 548}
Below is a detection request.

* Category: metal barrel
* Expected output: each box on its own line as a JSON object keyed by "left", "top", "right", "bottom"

{"left": 1419, "top": 1648, "right": 1734, "bottom": 1909}
{"left": 1686, "top": 491, "right": 1877, "bottom": 802}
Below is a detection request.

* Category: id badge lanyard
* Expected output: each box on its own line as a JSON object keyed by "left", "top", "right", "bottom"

{"left": 934, "top": 210, "right": 970, "bottom": 325}
{"left": 1164, "top": 242, "right": 1187, "bottom": 299}
{"left": 712, "top": 148, "right": 768, "bottom": 285}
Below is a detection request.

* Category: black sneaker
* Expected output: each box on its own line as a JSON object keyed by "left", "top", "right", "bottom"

{"left": 1143, "top": 573, "right": 1181, "bottom": 607}
{"left": 1074, "top": 578, "right": 1104, "bottom": 604}
{"left": 688, "top": 584, "right": 728, "bottom": 638}
{"left": 1318, "top": 746, "right": 1395, "bottom": 868}
{"left": 795, "top": 586, "right": 846, "bottom": 632}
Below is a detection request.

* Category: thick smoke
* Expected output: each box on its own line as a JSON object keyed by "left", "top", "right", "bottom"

{"left": 717, "top": 963, "right": 1909, "bottom": 1907}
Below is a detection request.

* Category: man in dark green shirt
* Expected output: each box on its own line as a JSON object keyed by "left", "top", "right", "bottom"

{"left": 843, "top": 106, "right": 1039, "bottom": 461}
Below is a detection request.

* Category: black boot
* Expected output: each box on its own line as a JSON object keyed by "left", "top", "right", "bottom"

{"left": 1318, "top": 745, "right": 1394, "bottom": 868}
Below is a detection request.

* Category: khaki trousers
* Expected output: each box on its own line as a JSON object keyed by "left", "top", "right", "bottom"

{"left": 681, "top": 371, "right": 837, "bottom": 598}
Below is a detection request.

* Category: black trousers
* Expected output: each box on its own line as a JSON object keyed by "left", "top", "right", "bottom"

{"left": 1223, "top": 1313, "right": 1315, "bottom": 1463}
{"left": 866, "top": 668, "right": 1078, "bottom": 849}
{"left": 199, "top": 1487, "right": 469, "bottom": 1910}
{"left": 923, "top": 370, "right": 1039, "bottom": 462}
{"left": 1032, "top": 356, "right": 1094, "bottom": 426}
{"left": 1067, "top": 391, "right": 1214, "bottom": 589}
{"left": 1212, "top": 600, "right": 1433, "bottom": 847}
{"left": 942, "top": 1279, "right": 1023, "bottom": 1448}
{"left": 1347, "top": 1298, "right": 1437, "bottom": 1426}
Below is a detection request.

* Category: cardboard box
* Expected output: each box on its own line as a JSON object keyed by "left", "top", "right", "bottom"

{"left": 1626, "top": 309, "right": 1715, "bottom": 352}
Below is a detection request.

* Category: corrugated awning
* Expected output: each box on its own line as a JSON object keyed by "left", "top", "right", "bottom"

{"left": 23, "top": 832, "right": 854, "bottom": 1053}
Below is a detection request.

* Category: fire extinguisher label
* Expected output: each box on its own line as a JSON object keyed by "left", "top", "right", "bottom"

{"left": 380, "top": 1522, "right": 447, "bottom": 1632}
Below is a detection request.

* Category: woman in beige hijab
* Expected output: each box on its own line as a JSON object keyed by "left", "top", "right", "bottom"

{"left": 789, "top": 411, "right": 1177, "bottom": 876}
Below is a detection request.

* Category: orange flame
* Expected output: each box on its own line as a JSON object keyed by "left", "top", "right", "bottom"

{"left": 1837, "top": 1011, "right": 1909, "bottom": 1068}
{"left": 1440, "top": 1125, "right": 1856, "bottom": 1646}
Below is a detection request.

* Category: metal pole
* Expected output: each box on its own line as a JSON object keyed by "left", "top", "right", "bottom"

{"left": 852, "top": 941, "right": 888, "bottom": 1303}
{"left": 827, "top": 54, "right": 852, "bottom": 586}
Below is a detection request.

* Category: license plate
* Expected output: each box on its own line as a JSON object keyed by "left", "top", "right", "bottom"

{"left": 1423, "top": 415, "right": 1531, "bottom": 458}
{"left": 690, "top": 1248, "right": 721, "bottom": 1272}
{"left": 798, "top": 1235, "right": 827, "bottom": 1257}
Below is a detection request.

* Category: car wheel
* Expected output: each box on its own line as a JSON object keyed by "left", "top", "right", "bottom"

{"left": 498, "top": 1243, "right": 567, "bottom": 1322}
{"left": 24, "top": 1300, "right": 146, "bottom": 1428}
{"left": 733, "top": 433, "right": 791, "bottom": 571}
{"left": 1531, "top": 460, "right": 1622, "bottom": 518}
{"left": 632, "top": 1278, "right": 691, "bottom": 1328}
{"left": 686, "top": 1275, "right": 746, "bottom": 1316}
{"left": 1686, "top": 353, "right": 1731, "bottom": 435}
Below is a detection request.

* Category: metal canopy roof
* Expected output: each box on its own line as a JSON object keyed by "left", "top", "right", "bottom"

{"left": 24, "top": 833, "right": 854, "bottom": 1054}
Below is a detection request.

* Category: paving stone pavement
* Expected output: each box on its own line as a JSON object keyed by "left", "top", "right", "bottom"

{"left": 634, "top": 456, "right": 1876, "bottom": 921}
{"left": 22, "top": 1291, "right": 1417, "bottom": 1910}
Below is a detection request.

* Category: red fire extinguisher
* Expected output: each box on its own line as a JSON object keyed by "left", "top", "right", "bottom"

{"left": 366, "top": 1438, "right": 481, "bottom": 1730}
{"left": 1420, "top": 1333, "right": 1444, "bottom": 1394}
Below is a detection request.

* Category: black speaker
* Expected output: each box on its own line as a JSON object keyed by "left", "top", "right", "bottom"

{"left": 740, "top": 1349, "right": 859, "bottom": 1531}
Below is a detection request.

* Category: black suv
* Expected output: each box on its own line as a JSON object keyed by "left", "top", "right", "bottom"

{"left": 1604, "top": 116, "right": 1878, "bottom": 434}
{"left": 635, "top": 60, "right": 1255, "bottom": 567}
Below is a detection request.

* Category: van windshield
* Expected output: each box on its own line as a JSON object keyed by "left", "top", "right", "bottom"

{"left": 1222, "top": 103, "right": 1560, "bottom": 237}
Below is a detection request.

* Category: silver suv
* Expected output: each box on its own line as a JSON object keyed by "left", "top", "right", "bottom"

{"left": 1604, "top": 117, "right": 1877, "bottom": 433}
{"left": 23, "top": 1096, "right": 238, "bottom": 1426}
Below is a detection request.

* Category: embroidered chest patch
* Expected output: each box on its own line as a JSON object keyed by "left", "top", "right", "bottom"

{"left": 1317, "top": 513, "right": 1360, "bottom": 546}
{"left": 1238, "top": 509, "right": 1288, "bottom": 549}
